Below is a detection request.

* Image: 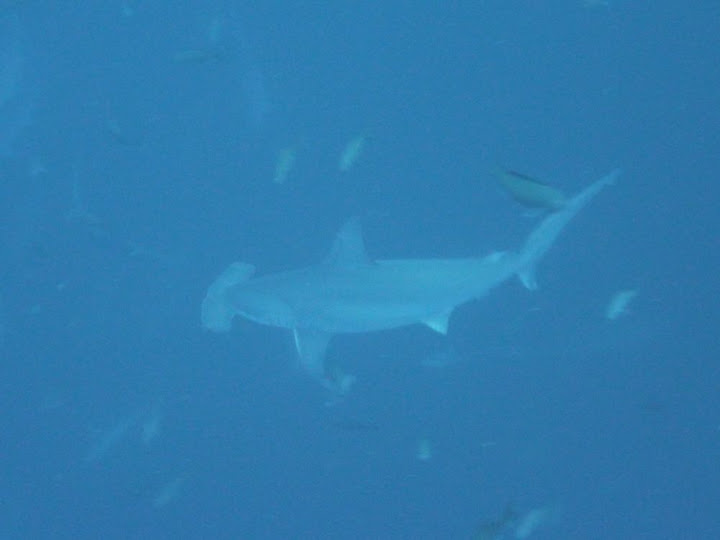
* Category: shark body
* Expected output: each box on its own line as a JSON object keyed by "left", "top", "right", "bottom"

{"left": 202, "top": 170, "right": 619, "bottom": 390}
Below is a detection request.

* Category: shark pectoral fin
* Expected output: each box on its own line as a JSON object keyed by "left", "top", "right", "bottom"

{"left": 423, "top": 312, "right": 451, "bottom": 335}
{"left": 201, "top": 262, "right": 256, "bottom": 332}
{"left": 293, "top": 328, "right": 333, "bottom": 379}
{"left": 518, "top": 266, "right": 538, "bottom": 290}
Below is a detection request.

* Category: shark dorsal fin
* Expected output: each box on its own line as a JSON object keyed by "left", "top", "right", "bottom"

{"left": 325, "top": 217, "right": 370, "bottom": 267}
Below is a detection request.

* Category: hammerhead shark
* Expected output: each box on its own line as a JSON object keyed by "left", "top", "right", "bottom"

{"left": 202, "top": 170, "right": 619, "bottom": 391}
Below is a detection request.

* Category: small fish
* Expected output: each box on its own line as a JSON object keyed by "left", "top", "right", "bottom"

{"left": 273, "top": 146, "right": 296, "bottom": 184}
{"left": 338, "top": 134, "right": 366, "bottom": 172}
{"left": 173, "top": 47, "right": 225, "bottom": 64}
{"left": 332, "top": 418, "right": 380, "bottom": 432}
{"left": 84, "top": 417, "right": 136, "bottom": 463}
{"left": 416, "top": 438, "right": 433, "bottom": 461}
{"left": 474, "top": 503, "right": 555, "bottom": 540}
{"left": 105, "top": 117, "right": 141, "bottom": 146}
{"left": 152, "top": 477, "right": 185, "bottom": 508}
{"left": 120, "top": 1, "right": 134, "bottom": 17}
{"left": 474, "top": 505, "right": 518, "bottom": 540}
{"left": 141, "top": 402, "right": 163, "bottom": 445}
{"left": 514, "top": 505, "right": 557, "bottom": 538}
{"left": 583, "top": 0, "right": 610, "bottom": 8}
{"left": 421, "top": 346, "right": 462, "bottom": 369}
{"left": 496, "top": 170, "right": 567, "bottom": 211}
{"left": 605, "top": 289, "right": 637, "bottom": 320}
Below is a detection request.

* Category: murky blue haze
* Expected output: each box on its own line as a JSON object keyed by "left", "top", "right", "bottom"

{"left": 1, "top": 2, "right": 718, "bottom": 538}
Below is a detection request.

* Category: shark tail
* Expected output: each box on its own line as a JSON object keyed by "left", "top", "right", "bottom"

{"left": 201, "top": 262, "right": 255, "bottom": 332}
{"left": 515, "top": 169, "right": 620, "bottom": 290}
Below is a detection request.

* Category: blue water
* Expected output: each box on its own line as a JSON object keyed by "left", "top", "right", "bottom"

{"left": 1, "top": 3, "right": 718, "bottom": 538}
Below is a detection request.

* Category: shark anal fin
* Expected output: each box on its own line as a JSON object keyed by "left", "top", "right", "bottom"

{"left": 423, "top": 312, "right": 451, "bottom": 335}
{"left": 518, "top": 267, "right": 538, "bottom": 290}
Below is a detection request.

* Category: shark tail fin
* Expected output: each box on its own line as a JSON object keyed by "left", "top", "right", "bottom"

{"left": 201, "top": 262, "right": 255, "bottom": 332}
{"left": 514, "top": 169, "right": 620, "bottom": 291}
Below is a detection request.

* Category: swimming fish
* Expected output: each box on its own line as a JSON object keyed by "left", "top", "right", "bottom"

{"left": 338, "top": 134, "right": 366, "bottom": 172}
{"left": 202, "top": 171, "right": 619, "bottom": 391}
{"left": 496, "top": 170, "right": 567, "bottom": 211}
{"left": 605, "top": 289, "right": 637, "bottom": 320}
{"left": 273, "top": 146, "right": 297, "bottom": 184}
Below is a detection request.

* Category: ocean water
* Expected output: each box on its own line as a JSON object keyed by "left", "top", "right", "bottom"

{"left": 1, "top": 3, "right": 718, "bottom": 538}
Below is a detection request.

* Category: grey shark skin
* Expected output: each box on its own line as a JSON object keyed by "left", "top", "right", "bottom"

{"left": 202, "top": 170, "right": 619, "bottom": 390}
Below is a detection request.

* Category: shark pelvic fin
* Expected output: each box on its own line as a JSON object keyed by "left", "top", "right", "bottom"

{"left": 294, "top": 328, "right": 355, "bottom": 394}
{"left": 293, "top": 328, "right": 332, "bottom": 379}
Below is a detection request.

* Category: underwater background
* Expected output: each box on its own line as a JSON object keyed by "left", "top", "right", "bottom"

{"left": 1, "top": 2, "right": 718, "bottom": 538}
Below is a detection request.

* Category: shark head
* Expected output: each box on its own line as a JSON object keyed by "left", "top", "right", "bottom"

{"left": 228, "top": 285, "right": 297, "bottom": 328}
{"left": 203, "top": 262, "right": 301, "bottom": 331}
{"left": 201, "top": 262, "right": 256, "bottom": 332}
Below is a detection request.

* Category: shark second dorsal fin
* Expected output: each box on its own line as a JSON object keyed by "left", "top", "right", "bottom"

{"left": 325, "top": 217, "right": 371, "bottom": 267}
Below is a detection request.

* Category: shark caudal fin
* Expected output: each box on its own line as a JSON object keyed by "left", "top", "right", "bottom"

{"left": 516, "top": 169, "right": 620, "bottom": 290}
{"left": 201, "top": 262, "right": 255, "bottom": 332}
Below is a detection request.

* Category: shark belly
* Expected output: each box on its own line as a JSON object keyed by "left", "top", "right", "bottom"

{"left": 292, "top": 258, "right": 509, "bottom": 333}
{"left": 301, "top": 296, "right": 453, "bottom": 333}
